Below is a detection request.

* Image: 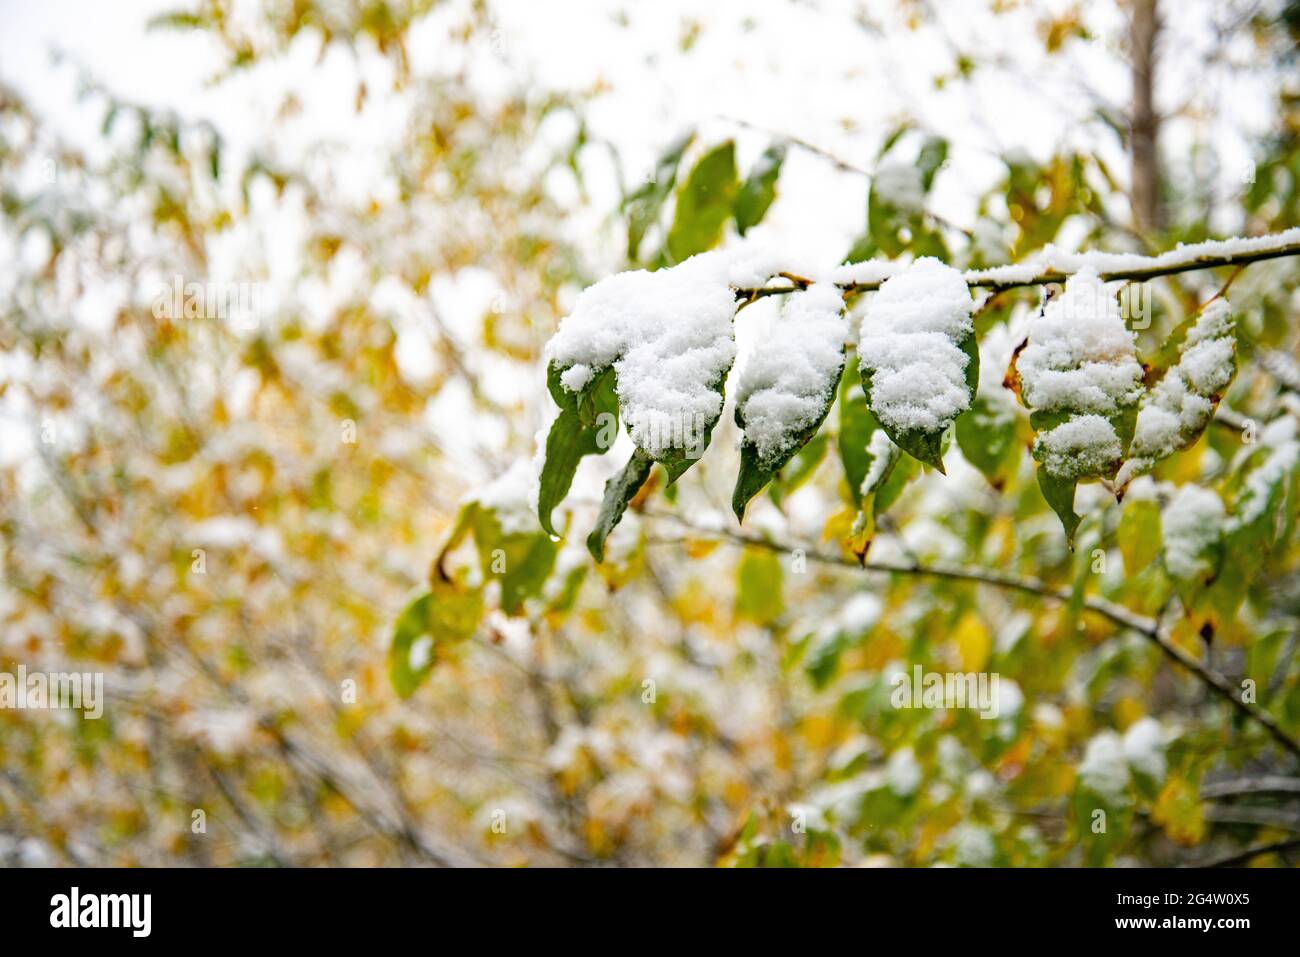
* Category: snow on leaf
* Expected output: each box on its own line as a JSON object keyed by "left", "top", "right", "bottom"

{"left": 1161, "top": 484, "right": 1225, "bottom": 593}
{"left": 1116, "top": 299, "right": 1236, "bottom": 490}
{"left": 1016, "top": 268, "right": 1143, "bottom": 541}
{"left": 545, "top": 251, "right": 738, "bottom": 468}
{"left": 1018, "top": 269, "right": 1144, "bottom": 422}
{"left": 732, "top": 282, "right": 846, "bottom": 520}
{"left": 857, "top": 257, "right": 976, "bottom": 471}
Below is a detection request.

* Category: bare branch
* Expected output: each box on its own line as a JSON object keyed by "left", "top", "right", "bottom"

{"left": 643, "top": 512, "right": 1300, "bottom": 764}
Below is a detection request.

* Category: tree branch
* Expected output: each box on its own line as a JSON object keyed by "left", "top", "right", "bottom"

{"left": 1205, "top": 837, "right": 1300, "bottom": 868}
{"left": 735, "top": 228, "right": 1300, "bottom": 300}
{"left": 642, "top": 511, "right": 1300, "bottom": 764}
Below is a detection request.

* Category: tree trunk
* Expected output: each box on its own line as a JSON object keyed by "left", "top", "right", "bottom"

{"left": 1130, "top": 0, "right": 1164, "bottom": 232}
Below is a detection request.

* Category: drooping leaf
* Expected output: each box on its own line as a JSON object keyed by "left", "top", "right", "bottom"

{"left": 1036, "top": 468, "right": 1081, "bottom": 546}
{"left": 389, "top": 582, "right": 483, "bottom": 698}
{"left": 624, "top": 130, "right": 694, "bottom": 262}
{"left": 767, "top": 431, "right": 830, "bottom": 510}
{"left": 734, "top": 142, "right": 786, "bottom": 236}
{"left": 537, "top": 363, "right": 619, "bottom": 536}
{"left": 836, "top": 354, "right": 878, "bottom": 505}
{"left": 858, "top": 258, "right": 976, "bottom": 473}
{"left": 666, "top": 141, "right": 738, "bottom": 262}
{"left": 732, "top": 286, "right": 846, "bottom": 520}
{"left": 587, "top": 447, "right": 655, "bottom": 562}
{"left": 1117, "top": 494, "right": 1162, "bottom": 576}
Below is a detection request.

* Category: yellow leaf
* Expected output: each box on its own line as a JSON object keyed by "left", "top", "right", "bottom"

{"left": 1153, "top": 777, "right": 1205, "bottom": 846}
{"left": 955, "top": 613, "right": 991, "bottom": 672}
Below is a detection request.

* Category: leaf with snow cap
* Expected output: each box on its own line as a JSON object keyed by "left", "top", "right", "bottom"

{"left": 543, "top": 252, "right": 740, "bottom": 538}
{"left": 587, "top": 447, "right": 655, "bottom": 563}
{"left": 1014, "top": 268, "right": 1145, "bottom": 542}
{"left": 537, "top": 364, "right": 620, "bottom": 536}
{"left": 857, "top": 257, "right": 977, "bottom": 473}
{"left": 733, "top": 283, "right": 847, "bottom": 521}
{"left": 1115, "top": 299, "right": 1237, "bottom": 491}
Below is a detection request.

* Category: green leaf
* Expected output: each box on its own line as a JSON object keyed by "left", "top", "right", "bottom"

{"left": 587, "top": 447, "right": 655, "bottom": 563}
{"left": 955, "top": 395, "right": 1019, "bottom": 490}
{"left": 666, "top": 141, "right": 738, "bottom": 262}
{"left": 837, "top": 354, "right": 879, "bottom": 504}
{"left": 1117, "top": 496, "right": 1162, "bottom": 576}
{"left": 624, "top": 130, "right": 694, "bottom": 262}
{"left": 734, "top": 142, "right": 786, "bottom": 236}
{"left": 537, "top": 364, "right": 619, "bottom": 536}
{"left": 736, "top": 548, "right": 785, "bottom": 623}
{"left": 733, "top": 360, "right": 844, "bottom": 522}
{"left": 389, "top": 582, "right": 483, "bottom": 698}
{"left": 1036, "top": 468, "right": 1081, "bottom": 546}
{"left": 859, "top": 340, "right": 970, "bottom": 475}
{"left": 472, "top": 508, "right": 558, "bottom": 616}
{"left": 916, "top": 135, "right": 949, "bottom": 191}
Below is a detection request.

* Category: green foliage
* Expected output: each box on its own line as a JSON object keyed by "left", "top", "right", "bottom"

{"left": 956, "top": 394, "right": 1021, "bottom": 490}
{"left": 666, "top": 140, "right": 739, "bottom": 262}
{"left": 734, "top": 142, "right": 786, "bottom": 236}
{"left": 537, "top": 364, "right": 619, "bottom": 536}
{"left": 623, "top": 130, "right": 694, "bottom": 262}
{"left": 389, "top": 582, "right": 483, "bottom": 698}
{"left": 733, "top": 355, "right": 845, "bottom": 521}
{"left": 735, "top": 548, "right": 785, "bottom": 623}
{"left": 587, "top": 447, "right": 655, "bottom": 562}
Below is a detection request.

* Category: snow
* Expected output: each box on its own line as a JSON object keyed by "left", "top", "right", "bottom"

{"left": 735, "top": 283, "right": 847, "bottom": 465}
{"left": 473, "top": 460, "right": 540, "bottom": 535}
{"left": 886, "top": 746, "right": 922, "bottom": 796}
{"left": 872, "top": 162, "right": 926, "bottom": 213}
{"left": 1162, "top": 484, "right": 1225, "bottom": 581}
{"left": 1119, "top": 299, "right": 1235, "bottom": 486}
{"left": 967, "top": 227, "right": 1300, "bottom": 286}
{"left": 1018, "top": 269, "right": 1143, "bottom": 415}
{"left": 861, "top": 429, "right": 898, "bottom": 495}
{"left": 1035, "top": 414, "right": 1123, "bottom": 481}
{"left": 546, "top": 251, "right": 740, "bottom": 459}
{"left": 1017, "top": 269, "right": 1142, "bottom": 480}
{"left": 1122, "top": 717, "right": 1167, "bottom": 782}
{"left": 804, "top": 230, "right": 1300, "bottom": 292}
{"left": 857, "top": 257, "right": 974, "bottom": 435}
{"left": 1234, "top": 434, "right": 1299, "bottom": 527}
{"left": 1077, "top": 731, "right": 1130, "bottom": 800}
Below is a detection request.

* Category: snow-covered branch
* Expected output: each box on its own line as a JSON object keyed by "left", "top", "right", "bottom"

{"left": 739, "top": 227, "right": 1300, "bottom": 300}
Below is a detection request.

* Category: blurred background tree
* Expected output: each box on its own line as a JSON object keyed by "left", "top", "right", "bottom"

{"left": 1, "top": 0, "right": 1299, "bottom": 867}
